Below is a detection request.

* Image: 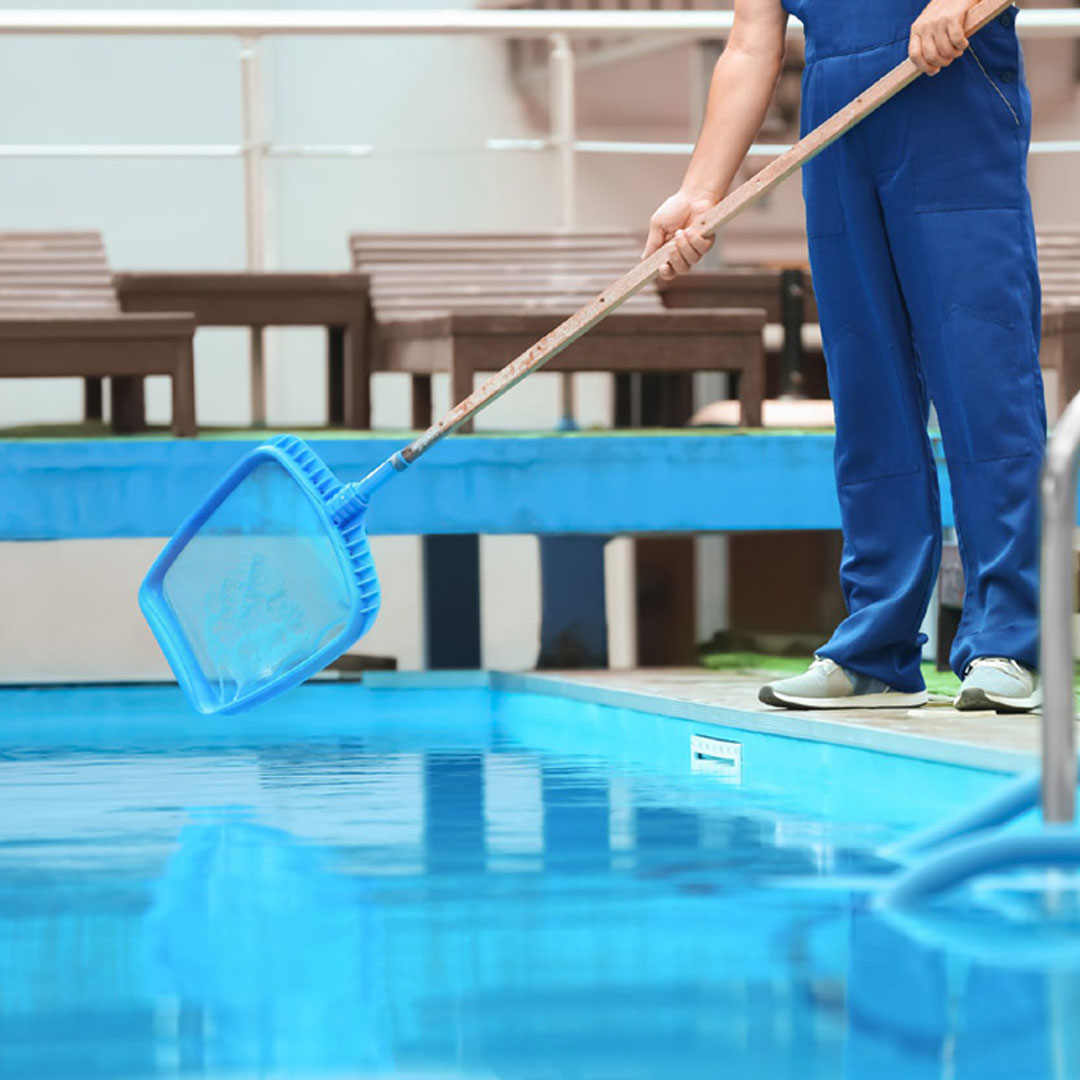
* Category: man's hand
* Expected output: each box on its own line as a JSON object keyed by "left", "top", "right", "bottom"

{"left": 642, "top": 191, "right": 716, "bottom": 281}
{"left": 910, "top": 0, "right": 975, "bottom": 75}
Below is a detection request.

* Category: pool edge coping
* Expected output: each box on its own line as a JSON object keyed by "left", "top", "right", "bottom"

{"left": 361, "top": 669, "right": 1036, "bottom": 775}
{"left": 6, "top": 672, "right": 1035, "bottom": 775}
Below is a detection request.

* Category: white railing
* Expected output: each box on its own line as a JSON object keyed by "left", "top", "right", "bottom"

{"left": 3, "top": 9, "right": 1080, "bottom": 35}
{"left": 2, "top": 8, "right": 1079, "bottom": 267}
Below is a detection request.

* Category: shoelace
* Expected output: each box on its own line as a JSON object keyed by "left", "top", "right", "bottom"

{"left": 809, "top": 656, "right": 839, "bottom": 675}
{"left": 965, "top": 657, "right": 1029, "bottom": 681}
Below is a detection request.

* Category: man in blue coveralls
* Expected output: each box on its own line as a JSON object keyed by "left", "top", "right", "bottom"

{"left": 644, "top": 0, "right": 1045, "bottom": 712}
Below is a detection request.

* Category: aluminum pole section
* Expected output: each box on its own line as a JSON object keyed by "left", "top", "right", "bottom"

{"left": 240, "top": 35, "right": 268, "bottom": 425}
{"left": 1040, "top": 388, "right": 1080, "bottom": 823}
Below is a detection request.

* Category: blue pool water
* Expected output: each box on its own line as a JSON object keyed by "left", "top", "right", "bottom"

{"left": 1, "top": 684, "right": 1078, "bottom": 1079}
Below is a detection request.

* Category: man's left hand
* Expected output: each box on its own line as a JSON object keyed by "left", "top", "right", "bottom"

{"left": 910, "top": 0, "right": 975, "bottom": 75}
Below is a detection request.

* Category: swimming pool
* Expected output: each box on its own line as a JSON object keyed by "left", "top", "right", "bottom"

{"left": 1, "top": 682, "right": 1076, "bottom": 1079}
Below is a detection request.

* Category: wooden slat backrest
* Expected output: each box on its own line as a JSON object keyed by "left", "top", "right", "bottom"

{"left": 1039, "top": 231, "right": 1080, "bottom": 307}
{"left": 0, "top": 230, "right": 118, "bottom": 317}
{"left": 351, "top": 231, "right": 663, "bottom": 316}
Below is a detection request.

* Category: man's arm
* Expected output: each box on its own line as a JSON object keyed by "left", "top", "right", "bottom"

{"left": 643, "top": 0, "right": 788, "bottom": 279}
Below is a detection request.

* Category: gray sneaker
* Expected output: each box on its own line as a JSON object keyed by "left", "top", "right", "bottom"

{"left": 954, "top": 657, "right": 1042, "bottom": 713}
{"left": 759, "top": 656, "right": 929, "bottom": 710}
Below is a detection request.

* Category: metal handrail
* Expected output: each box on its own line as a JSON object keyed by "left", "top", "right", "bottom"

{"left": 0, "top": 8, "right": 1078, "bottom": 36}
{"left": 0, "top": 10, "right": 739, "bottom": 36}
{"left": 1041, "top": 391, "right": 1080, "bottom": 823}
{"left": 4, "top": 138, "right": 1080, "bottom": 161}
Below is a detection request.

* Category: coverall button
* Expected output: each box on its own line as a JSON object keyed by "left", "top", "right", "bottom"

{"left": 998, "top": 8, "right": 1015, "bottom": 27}
{"left": 1000, "top": 68, "right": 1016, "bottom": 83}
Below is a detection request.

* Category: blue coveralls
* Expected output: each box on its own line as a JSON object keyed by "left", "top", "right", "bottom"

{"left": 782, "top": 0, "right": 1046, "bottom": 691}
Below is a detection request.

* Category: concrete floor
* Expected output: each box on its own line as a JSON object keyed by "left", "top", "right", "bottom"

{"left": 522, "top": 667, "right": 1046, "bottom": 772}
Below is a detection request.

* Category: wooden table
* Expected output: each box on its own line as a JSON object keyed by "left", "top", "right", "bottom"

{"left": 114, "top": 272, "right": 372, "bottom": 427}
{"left": 379, "top": 307, "right": 766, "bottom": 429}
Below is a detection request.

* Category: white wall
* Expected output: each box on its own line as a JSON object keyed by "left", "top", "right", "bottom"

{"left": 0, "top": 1, "right": 701, "bottom": 676}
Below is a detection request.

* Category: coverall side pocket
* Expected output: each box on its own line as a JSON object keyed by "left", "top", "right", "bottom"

{"left": 800, "top": 65, "right": 845, "bottom": 238}
{"left": 910, "top": 27, "right": 1026, "bottom": 213}
{"left": 937, "top": 304, "right": 1035, "bottom": 463}
{"left": 826, "top": 323, "right": 923, "bottom": 486}
{"left": 802, "top": 147, "right": 845, "bottom": 238}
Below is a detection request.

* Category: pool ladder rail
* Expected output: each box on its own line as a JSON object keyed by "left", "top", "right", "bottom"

{"left": 880, "top": 389, "right": 1080, "bottom": 908}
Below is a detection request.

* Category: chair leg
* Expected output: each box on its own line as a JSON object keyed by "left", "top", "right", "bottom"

{"left": 250, "top": 325, "right": 266, "bottom": 428}
{"left": 411, "top": 374, "right": 433, "bottom": 429}
{"left": 342, "top": 319, "right": 371, "bottom": 429}
{"left": 171, "top": 341, "right": 197, "bottom": 438}
{"left": 84, "top": 377, "right": 103, "bottom": 422}
{"left": 111, "top": 376, "right": 147, "bottom": 434}
{"left": 1060, "top": 320, "right": 1080, "bottom": 420}
{"left": 327, "top": 325, "right": 345, "bottom": 427}
{"left": 613, "top": 373, "right": 636, "bottom": 426}
{"left": 640, "top": 373, "right": 692, "bottom": 426}
{"left": 449, "top": 351, "right": 474, "bottom": 434}
{"left": 738, "top": 348, "right": 766, "bottom": 428}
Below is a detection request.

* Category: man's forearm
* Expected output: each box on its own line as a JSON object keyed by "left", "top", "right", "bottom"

{"left": 681, "top": 44, "right": 786, "bottom": 202}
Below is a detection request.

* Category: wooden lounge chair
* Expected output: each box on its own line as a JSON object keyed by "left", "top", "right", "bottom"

{"left": 349, "top": 232, "right": 770, "bottom": 671}
{"left": 1033, "top": 229, "right": 1080, "bottom": 423}
{"left": 662, "top": 237, "right": 1080, "bottom": 423}
{"left": 0, "top": 231, "right": 196, "bottom": 436}
{"left": 349, "top": 231, "right": 767, "bottom": 430}
{"left": 660, "top": 267, "right": 827, "bottom": 398}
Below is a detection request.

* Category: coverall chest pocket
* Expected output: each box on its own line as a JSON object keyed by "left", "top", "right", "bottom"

{"left": 909, "top": 24, "right": 1027, "bottom": 213}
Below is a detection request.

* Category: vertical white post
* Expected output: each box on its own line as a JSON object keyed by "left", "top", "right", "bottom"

{"left": 548, "top": 32, "right": 576, "bottom": 232}
{"left": 240, "top": 35, "right": 268, "bottom": 425}
{"left": 548, "top": 33, "right": 577, "bottom": 424}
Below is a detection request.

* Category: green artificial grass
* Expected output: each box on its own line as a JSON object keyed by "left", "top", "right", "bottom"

{"left": 702, "top": 651, "right": 959, "bottom": 696}
{"left": 0, "top": 422, "right": 417, "bottom": 441}
{"left": 701, "top": 650, "right": 1080, "bottom": 697}
{"left": 0, "top": 422, "right": 838, "bottom": 442}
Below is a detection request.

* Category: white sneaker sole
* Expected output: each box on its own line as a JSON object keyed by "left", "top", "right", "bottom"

{"left": 954, "top": 687, "right": 1043, "bottom": 714}
{"left": 759, "top": 687, "right": 929, "bottom": 710}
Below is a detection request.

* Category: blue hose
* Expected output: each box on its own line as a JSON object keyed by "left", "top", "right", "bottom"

{"left": 880, "top": 827, "right": 1080, "bottom": 908}
{"left": 881, "top": 769, "right": 1042, "bottom": 864}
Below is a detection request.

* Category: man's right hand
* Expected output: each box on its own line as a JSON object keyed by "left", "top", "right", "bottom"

{"left": 642, "top": 190, "right": 717, "bottom": 281}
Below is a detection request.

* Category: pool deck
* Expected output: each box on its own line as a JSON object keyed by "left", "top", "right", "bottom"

{"left": 518, "top": 669, "right": 1042, "bottom": 773}
{"left": 364, "top": 667, "right": 1044, "bottom": 774}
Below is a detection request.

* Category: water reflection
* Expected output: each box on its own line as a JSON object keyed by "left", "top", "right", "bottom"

{"left": 147, "top": 815, "right": 390, "bottom": 1075}
{"left": 0, "top": 686, "right": 1075, "bottom": 1079}
{"left": 845, "top": 905, "right": 1080, "bottom": 1079}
